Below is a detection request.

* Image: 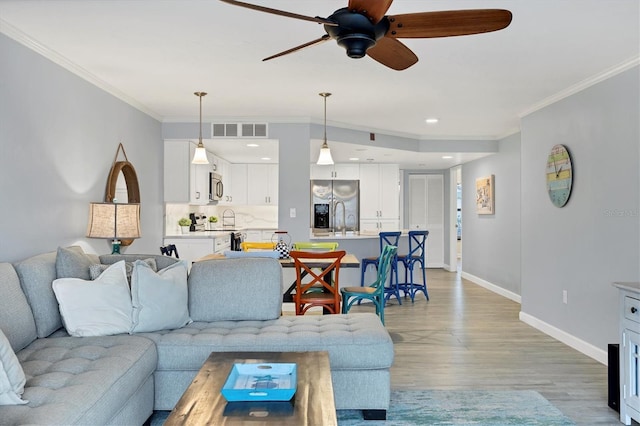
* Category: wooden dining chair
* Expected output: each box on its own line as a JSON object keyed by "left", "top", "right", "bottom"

{"left": 289, "top": 250, "right": 346, "bottom": 315}
{"left": 360, "top": 231, "right": 402, "bottom": 305}
{"left": 341, "top": 245, "right": 397, "bottom": 324}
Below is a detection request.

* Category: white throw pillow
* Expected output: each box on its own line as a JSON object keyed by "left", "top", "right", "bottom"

{"left": 0, "top": 329, "right": 28, "bottom": 405}
{"left": 130, "top": 260, "right": 191, "bottom": 333}
{"left": 52, "top": 261, "right": 133, "bottom": 337}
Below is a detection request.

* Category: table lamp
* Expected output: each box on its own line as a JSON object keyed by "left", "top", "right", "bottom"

{"left": 86, "top": 202, "right": 141, "bottom": 254}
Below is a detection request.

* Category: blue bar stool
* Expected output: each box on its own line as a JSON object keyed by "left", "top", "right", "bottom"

{"left": 360, "top": 231, "right": 402, "bottom": 305}
{"left": 397, "top": 230, "right": 429, "bottom": 302}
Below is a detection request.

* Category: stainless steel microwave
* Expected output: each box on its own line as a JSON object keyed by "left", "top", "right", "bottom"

{"left": 209, "top": 172, "right": 223, "bottom": 202}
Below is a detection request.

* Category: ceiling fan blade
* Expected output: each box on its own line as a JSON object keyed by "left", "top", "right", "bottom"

{"left": 386, "top": 9, "right": 512, "bottom": 38}
{"left": 219, "top": 0, "right": 337, "bottom": 26}
{"left": 263, "top": 35, "right": 331, "bottom": 62}
{"left": 348, "top": 0, "right": 394, "bottom": 24}
{"left": 366, "top": 37, "right": 418, "bottom": 71}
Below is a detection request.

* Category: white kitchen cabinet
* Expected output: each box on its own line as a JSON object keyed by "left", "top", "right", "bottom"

{"left": 162, "top": 238, "right": 214, "bottom": 269}
{"left": 359, "top": 164, "right": 400, "bottom": 232}
{"left": 243, "top": 229, "right": 277, "bottom": 243}
{"left": 224, "top": 163, "right": 248, "bottom": 205}
{"left": 164, "top": 140, "right": 191, "bottom": 203}
{"left": 615, "top": 282, "right": 640, "bottom": 425}
{"left": 310, "top": 163, "right": 360, "bottom": 180}
{"left": 163, "top": 140, "right": 215, "bottom": 205}
{"left": 247, "top": 164, "right": 278, "bottom": 205}
{"left": 190, "top": 149, "right": 214, "bottom": 205}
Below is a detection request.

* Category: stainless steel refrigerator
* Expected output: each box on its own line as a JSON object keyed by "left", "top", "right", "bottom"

{"left": 311, "top": 180, "right": 359, "bottom": 234}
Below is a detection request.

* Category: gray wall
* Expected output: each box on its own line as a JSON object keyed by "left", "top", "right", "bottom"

{"left": 520, "top": 66, "right": 640, "bottom": 350}
{"left": 0, "top": 34, "right": 164, "bottom": 262}
{"left": 462, "top": 133, "right": 522, "bottom": 295}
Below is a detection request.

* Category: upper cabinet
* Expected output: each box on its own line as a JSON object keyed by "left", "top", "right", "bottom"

{"left": 163, "top": 140, "right": 215, "bottom": 205}
{"left": 247, "top": 164, "right": 278, "bottom": 205}
{"left": 223, "top": 163, "right": 248, "bottom": 205}
{"left": 310, "top": 163, "right": 360, "bottom": 180}
{"left": 359, "top": 164, "right": 400, "bottom": 231}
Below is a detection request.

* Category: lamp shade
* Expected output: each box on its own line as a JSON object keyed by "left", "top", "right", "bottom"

{"left": 86, "top": 203, "right": 141, "bottom": 239}
{"left": 316, "top": 142, "right": 334, "bottom": 165}
{"left": 192, "top": 143, "right": 209, "bottom": 164}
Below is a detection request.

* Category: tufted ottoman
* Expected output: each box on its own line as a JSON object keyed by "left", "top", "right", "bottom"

{"left": 2, "top": 335, "right": 156, "bottom": 425}
{"left": 139, "top": 312, "right": 394, "bottom": 413}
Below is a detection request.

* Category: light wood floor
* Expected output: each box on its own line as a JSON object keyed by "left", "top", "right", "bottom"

{"left": 346, "top": 267, "right": 629, "bottom": 426}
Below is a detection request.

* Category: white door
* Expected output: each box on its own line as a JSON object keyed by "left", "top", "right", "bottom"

{"left": 408, "top": 174, "right": 444, "bottom": 268}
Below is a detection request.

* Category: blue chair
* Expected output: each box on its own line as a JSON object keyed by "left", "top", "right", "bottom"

{"left": 360, "top": 231, "right": 402, "bottom": 305}
{"left": 342, "top": 245, "right": 397, "bottom": 324}
{"left": 397, "top": 230, "right": 429, "bottom": 302}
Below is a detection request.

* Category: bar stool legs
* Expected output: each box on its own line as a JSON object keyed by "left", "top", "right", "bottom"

{"left": 397, "top": 230, "right": 429, "bottom": 302}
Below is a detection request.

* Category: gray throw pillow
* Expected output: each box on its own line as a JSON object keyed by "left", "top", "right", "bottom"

{"left": 89, "top": 258, "right": 158, "bottom": 284}
{"left": 55, "top": 246, "right": 94, "bottom": 280}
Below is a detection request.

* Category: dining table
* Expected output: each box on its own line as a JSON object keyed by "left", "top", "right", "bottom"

{"left": 195, "top": 252, "right": 360, "bottom": 303}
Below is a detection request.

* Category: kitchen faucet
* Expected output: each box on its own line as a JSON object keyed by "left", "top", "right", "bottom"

{"left": 333, "top": 200, "right": 346, "bottom": 235}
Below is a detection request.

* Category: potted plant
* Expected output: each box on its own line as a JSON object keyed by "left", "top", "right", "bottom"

{"left": 208, "top": 216, "right": 218, "bottom": 230}
{"left": 178, "top": 217, "right": 191, "bottom": 234}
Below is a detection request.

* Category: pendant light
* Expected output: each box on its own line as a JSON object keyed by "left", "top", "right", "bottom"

{"left": 191, "top": 91, "right": 209, "bottom": 165}
{"left": 316, "top": 92, "right": 334, "bottom": 165}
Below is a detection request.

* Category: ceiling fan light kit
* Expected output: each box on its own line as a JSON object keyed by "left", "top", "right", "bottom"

{"left": 219, "top": 0, "right": 512, "bottom": 71}
{"left": 192, "top": 91, "right": 210, "bottom": 165}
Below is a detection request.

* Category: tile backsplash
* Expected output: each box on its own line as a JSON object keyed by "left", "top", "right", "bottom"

{"left": 165, "top": 204, "right": 278, "bottom": 235}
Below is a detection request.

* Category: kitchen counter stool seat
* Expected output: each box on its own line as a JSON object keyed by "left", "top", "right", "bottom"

{"left": 360, "top": 231, "right": 402, "bottom": 305}
{"left": 342, "top": 245, "right": 397, "bottom": 324}
{"left": 397, "top": 230, "right": 429, "bottom": 302}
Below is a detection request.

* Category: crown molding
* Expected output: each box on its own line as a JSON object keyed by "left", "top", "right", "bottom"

{"left": 520, "top": 55, "right": 640, "bottom": 118}
{"left": 0, "top": 18, "right": 162, "bottom": 121}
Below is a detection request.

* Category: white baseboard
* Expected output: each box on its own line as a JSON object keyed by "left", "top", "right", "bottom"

{"left": 460, "top": 271, "right": 607, "bottom": 365}
{"left": 519, "top": 312, "right": 608, "bottom": 365}
{"left": 461, "top": 271, "right": 521, "bottom": 303}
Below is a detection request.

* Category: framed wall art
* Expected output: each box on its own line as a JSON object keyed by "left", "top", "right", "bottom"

{"left": 476, "top": 175, "right": 495, "bottom": 215}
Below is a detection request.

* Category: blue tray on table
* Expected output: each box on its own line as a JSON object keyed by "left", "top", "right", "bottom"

{"left": 221, "top": 363, "right": 297, "bottom": 402}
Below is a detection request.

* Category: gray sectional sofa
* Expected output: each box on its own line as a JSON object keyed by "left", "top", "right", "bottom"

{"left": 0, "top": 247, "right": 394, "bottom": 425}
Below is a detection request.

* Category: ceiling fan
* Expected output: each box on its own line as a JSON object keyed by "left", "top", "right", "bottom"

{"left": 219, "top": 0, "right": 512, "bottom": 70}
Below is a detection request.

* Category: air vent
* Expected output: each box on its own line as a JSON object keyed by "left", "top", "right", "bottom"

{"left": 212, "top": 123, "right": 268, "bottom": 138}
{"left": 212, "top": 123, "right": 238, "bottom": 137}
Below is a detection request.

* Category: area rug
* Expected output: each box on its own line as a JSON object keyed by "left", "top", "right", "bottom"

{"left": 150, "top": 389, "right": 575, "bottom": 425}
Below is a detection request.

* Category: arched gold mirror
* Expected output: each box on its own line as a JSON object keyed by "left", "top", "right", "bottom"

{"left": 105, "top": 144, "right": 140, "bottom": 246}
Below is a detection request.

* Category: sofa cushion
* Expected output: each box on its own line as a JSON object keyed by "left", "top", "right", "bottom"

{"left": 188, "top": 258, "right": 282, "bottom": 321}
{"left": 0, "top": 329, "right": 28, "bottom": 405}
{"left": 141, "top": 313, "right": 394, "bottom": 372}
{"left": 131, "top": 260, "right": 191, "bottom": 333}
{"left": 100, "top": 254, "right": 178, "bottom": 271}
{"left": 0, "top": 335, "right": 156, "bottom": 425}
{"left": 52, "top": 261, "right": 133, "bottom": 337}
{"left": 89, "top": 257, "right": 157, "bottom": 285}
{"left": 55, "top": 246, "right": 94, "bottom": 280}
{"left": 0, "top": 263, "right": 37, "bottom": 352}
{"left": 12, "top": 251, "right": 61, "bottom": 339}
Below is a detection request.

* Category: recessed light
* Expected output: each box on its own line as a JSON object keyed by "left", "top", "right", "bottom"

{"left": 349, "top": 157, "right": 359, "bottom": 161}
{"left": 442, "top": 155, "right": 453, "bottom": 159}
{"left": 425, "top": 118, "right": 439, "bottom": 124}
{"left": 247, "top": 143, "right": 259, "bottom": 147}
{"left": 261, "top": 157, "right": 271, "bottom": 161}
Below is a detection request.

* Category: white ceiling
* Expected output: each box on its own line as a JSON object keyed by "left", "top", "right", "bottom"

{"left": 1, "top": 0, "right": 638, "bottom": 168}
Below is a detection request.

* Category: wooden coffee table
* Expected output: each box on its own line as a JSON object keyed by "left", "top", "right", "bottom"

{"left": 164, "top": 351, "right": 337, "bottom": 425}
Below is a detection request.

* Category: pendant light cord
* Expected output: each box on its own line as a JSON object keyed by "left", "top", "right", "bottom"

{"left": 320, "top": 92, "right": 331, "bottom": 145}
